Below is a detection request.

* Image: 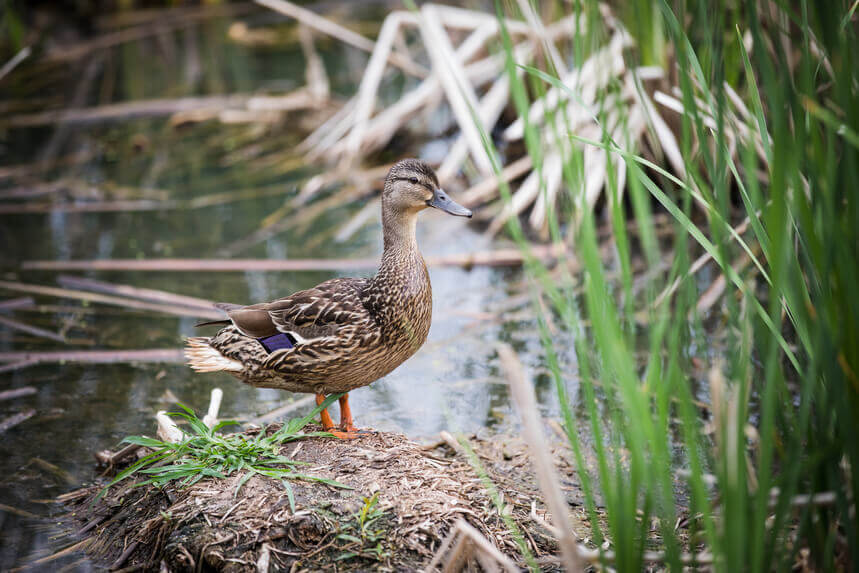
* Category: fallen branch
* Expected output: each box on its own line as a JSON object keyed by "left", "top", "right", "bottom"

{"left": 22, "top": 245, "right": 566, "bottom": 272}
{"left": 0, "top": 349, "right": 184, "bottom": 366}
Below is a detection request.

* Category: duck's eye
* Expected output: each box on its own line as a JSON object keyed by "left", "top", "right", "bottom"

{"left": 408, "top": 177, "right": 419, "bottom": 184}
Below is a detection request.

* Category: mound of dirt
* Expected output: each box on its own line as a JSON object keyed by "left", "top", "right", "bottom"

{"left": 60, "top": 426, "right": 589, "bottom": 571}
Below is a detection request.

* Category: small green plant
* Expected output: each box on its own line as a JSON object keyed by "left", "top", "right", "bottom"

{"left": 101, "top": 394, "right": 349, "bottom": 499}
{"left": 334, "top": 493, "right": 391, "bottom": 562}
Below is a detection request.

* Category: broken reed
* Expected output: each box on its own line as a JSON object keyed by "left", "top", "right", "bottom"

{"left": 468, "top": 0, "right": 856, "bottom": 570}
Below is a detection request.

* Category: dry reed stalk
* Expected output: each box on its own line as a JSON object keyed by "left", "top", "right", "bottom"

{"left": 0, "top": 46, "right": 31, "bottom": 82}
{"left": 254, "top": 0, "right": 426, "bottom": 78}
{"left": 56, "top": 275, "right": 217, "bottom": 311}
{"left": 6, "top": 91, "right": 317, "bottom": 127}
{"left": 0, "top": 297, "right": 35, "bottom": 310}
{"left": 0, "top": 349, "right": 184, "bottom": 365}
{"left": 334, "top": 197, "right": 380, "bottom": 243}
{"left": 0, "top": 387, "right": 37, "bottom": 401}
{"left": 459, "top": 156, "right": 533, "bottom": 207}
{"left": 298, "top": 26, "right": 329, "bottom": 101}
{"left": 0, "top": 280, "right": 224, "bottom": 320}
{"left": 427, "top": 519, "right": 520, "bottom": 573}
{"left": 653, "top": 216, "right": 753, "bottom": 307}
{"left": 0, "top": 315, "right": 65, "bottom": 343}
{"left": 0, "top": 409, "right": 36, "bottom": 434}
{"left": 497, "top": 343, "right": 583, "bottom": 570}
{"left": 342, "top": 10, "right": 420, "bottom": 166}
{"left": 247, "top": 395, "right": 316, "bottom": 425}
{"left": 419, "top": 4, "right": 494, "bottom": 176}
{"left": 43, "top": 4, "right": 254, "bottom": 62}
{"left": 202, "top": 388, "right": 224, "bottom": 429}
{"left": 22, "top": 245, "right": 566, "bottom": 273}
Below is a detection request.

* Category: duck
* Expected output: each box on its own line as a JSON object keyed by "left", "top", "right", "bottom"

{"left": 185, "top": 159, "right": 472, "bottom": 438}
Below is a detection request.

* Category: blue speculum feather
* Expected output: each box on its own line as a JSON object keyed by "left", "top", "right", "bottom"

{"left": 257, "top": 333, "right": 294, "bottom": 353}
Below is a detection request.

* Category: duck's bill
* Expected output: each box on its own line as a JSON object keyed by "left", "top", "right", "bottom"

{"left": 427, "top": 188, "right": 473, "bottom": 218}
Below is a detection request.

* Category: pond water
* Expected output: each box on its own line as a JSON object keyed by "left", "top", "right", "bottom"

{"left": 0, "top": 7, "right": 579, "bottom": 569}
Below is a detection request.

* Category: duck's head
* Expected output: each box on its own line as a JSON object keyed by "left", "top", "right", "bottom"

{"left": 383, "top": 159, "right": 472, "bottom": 218}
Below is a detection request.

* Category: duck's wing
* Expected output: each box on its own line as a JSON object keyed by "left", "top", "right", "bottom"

{"left": 224, "top": 277, "right": 371, "bottom": 341}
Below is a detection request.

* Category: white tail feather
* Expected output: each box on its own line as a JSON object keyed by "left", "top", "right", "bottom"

{"left": 184, "top": 337, "right": 243, "bottom": 373}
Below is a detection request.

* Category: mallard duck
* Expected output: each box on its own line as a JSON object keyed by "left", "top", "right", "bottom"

{"left": 185, "top": 159, "right": 472, "bottom": 438}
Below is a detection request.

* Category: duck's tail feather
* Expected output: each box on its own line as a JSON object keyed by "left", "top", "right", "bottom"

{"left": 184, "top": 337, "right": 243, "bottom": 373}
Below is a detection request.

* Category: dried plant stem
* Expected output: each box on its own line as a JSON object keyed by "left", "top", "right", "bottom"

{"left": 0, "top": 349, "right": 184, "bottom": 366}
{"left": 0, "top": 280, "right": 223, "bottom": 320}
{"left": 498, "top": 343, "right": 583, "bottom": 570}
{"left": 254, "top": 0, "right": 426, "bottom": 78}
{"left": 22, "top": 245, "right": 566, "bottom": 273}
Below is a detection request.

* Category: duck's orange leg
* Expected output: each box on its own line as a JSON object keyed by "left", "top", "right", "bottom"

{"left": 338, "top": 393, "right": 356, "bottom": 432}
{"left": 316, "top": 393, "right": 359, "bottom": 439}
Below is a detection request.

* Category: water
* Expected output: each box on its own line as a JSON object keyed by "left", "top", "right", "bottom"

{"left": 0, "top": 8, "right": 573, "bottom": 569}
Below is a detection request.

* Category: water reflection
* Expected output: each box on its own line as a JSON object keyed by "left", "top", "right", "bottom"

{"left": 0, "top": 11, "right": 566, "bottom": 569}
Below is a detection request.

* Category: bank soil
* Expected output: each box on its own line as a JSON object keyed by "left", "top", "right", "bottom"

{"left": 58, "top": 426, "right": 592, "bottom": 571}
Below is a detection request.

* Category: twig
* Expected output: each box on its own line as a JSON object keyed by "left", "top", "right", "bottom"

{"left": 0, "top": 349, "right": 184, "bottom": 366}
{"left": 0, "top": 409, "right": 36, "bottom": 433}
{"left": 428, "top": 519, "right": 519, "bottom": 573}
{"left": 110, "top": 540, "right": 140, "bottom": 570}
{"left": 0, "top": 280, "right": 223, "bottom": 320}
{"left": 0, "top": 386, "right": 37, "bottom": 401}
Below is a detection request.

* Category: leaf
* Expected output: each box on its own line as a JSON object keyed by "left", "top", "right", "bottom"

{"left": 234, "top": 470, "right": 256, "bottom": 498}
{"left": 334, "top": 552, "right": 357, "bottom": 561}
{"left": 122, "top": 435, "right": 169, "bottom": 448}
{"left": 281, "top": 480, "right": 296, "bottom": 514}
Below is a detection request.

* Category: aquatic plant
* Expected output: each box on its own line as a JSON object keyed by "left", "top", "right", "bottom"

{"left": 438, "top": 0, "right": 858, "bottom": 569}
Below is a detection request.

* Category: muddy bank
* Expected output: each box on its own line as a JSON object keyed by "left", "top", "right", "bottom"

{"left": 59, "top": 426, "right": 591, "bottom": 571}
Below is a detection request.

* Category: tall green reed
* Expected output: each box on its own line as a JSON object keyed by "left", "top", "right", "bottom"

{"left": 469, "top": 0, "right": 857, "bottom": 569}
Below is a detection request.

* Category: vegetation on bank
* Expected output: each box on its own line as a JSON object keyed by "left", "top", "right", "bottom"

{"left": 1, "top": 0, "right": 857, "bottom": 570}
{"left": 469, "top": 0, "right": 857, "bottom": 570}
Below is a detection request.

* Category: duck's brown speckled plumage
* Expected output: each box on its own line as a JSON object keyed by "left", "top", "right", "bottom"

{"left": 185, "top": 159, "right": 464, "bottom": 400}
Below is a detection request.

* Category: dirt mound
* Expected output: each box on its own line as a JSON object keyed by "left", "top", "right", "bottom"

{"left": 60, "top": 426, "right": 582, "bottom": 571}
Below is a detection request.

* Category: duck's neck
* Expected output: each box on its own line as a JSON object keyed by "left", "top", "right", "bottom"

{"left": 380, "top": 205, "right": 421, "bottom": 268}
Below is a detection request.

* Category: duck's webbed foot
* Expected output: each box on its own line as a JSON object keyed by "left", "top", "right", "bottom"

{"left": 315, "top": 393, "right": 366, "bottom": 440}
